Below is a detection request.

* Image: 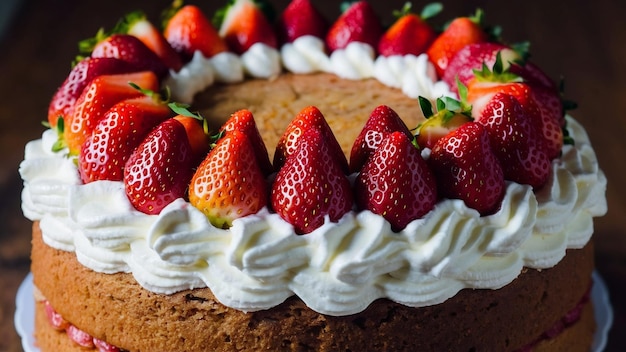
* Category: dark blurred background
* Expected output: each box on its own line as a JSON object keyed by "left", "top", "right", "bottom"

{"left": 0, "top": 0, "right": 624, "bottom": 351}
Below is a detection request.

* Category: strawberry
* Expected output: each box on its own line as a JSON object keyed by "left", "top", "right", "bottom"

{"left": 79, "top": 93, "right": 174, "bottom": 183}
{"left": 219, "top": 109, "right": 273, "bottom": 176}
{"left": 271, "top": 127, "right": 353, "bottom": 234}
{"left": 47, "top": 57, "right": 138, "bottom": 130}
{"left": 93, "top": 338, "right": 122, "bottom": 352}
{"left": 476, "top": 93, "right": 550, "bottom": 188}
{"left": 426, "top": 9, "right": 488, "bottom": 77}
{"left": 63, "top": 71, "right": 159, "bottom": 155}
{"left": 189, "top": 130, "right": 268, "bottom": 228}
{"left": 429, "top": 122, "right": 505, "bottom": 215}
{"left": 466, "top": 54, "right": 563, "bottom": 159}
{"left": 349, "top": 105, "right": 413, "bottom": 173}
{"left": 44, "top": 300, "right": 69, "bottom": 331}
{"left": 66, "top": 324, "right": 94, "bottom": 348}
{"left": 325, "top": 1, "right": 383, "bottom": 52}
{"left": 354, "top": 131, "right": 437, "bottom": 231}
{"left": 115, "top": 11, "right": 183, "bottom": 71}
{"left": 415, "top": 93, "right": 473, "bottom": 149}
{"left": 215, "top": 0, "right": 278, "bottom": 55}
{"left": 276, "top": 0, "right": 328, "bottom": 44}
{"left": 124, "top": 114, "right": 210, "bottom": 215}
{"left": 442, "top": 42, "right": 521, "bottom": 93}
{"left": 377, "top": 2, "right": 441, "bottom": 57}
{"left": 82, "top": 32, "right": 169, "bottom": 78}
{"left": 163, "top": 3, "right": 228, "bottom": 61}
{"left": 273, "top": 106, "right": 349, "bottom": 173}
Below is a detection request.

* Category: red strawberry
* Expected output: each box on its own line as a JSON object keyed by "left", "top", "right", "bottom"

{"left": 47, "top": 57, "right": 138, "bottom": 130}
{"left": 189, "top": 129, "right": 268, "bottom": 228}
{"left": 64, "top": 71, "right": 159, "bottom": 155}
{"left": 415, "top": 95, "right": 473, "bottom": 149}
{"left": 216, "top": 0, "right": 278, "bottom": 55}
{"left": 325, "top": 1, "right": 383, "bottom": 52}
{"left": 426, "top": 9, "right": 488, "bottom": 77}
{"left": 79, "top": 93, "right": 174, "bottom": 183}
{"left": 164, "top": 4, "right": 228, "bottom": 61}
{"left": 83, "top": 32, "right": 169, "bottom": 78}
{"left": 124, "top": 114, "right": 210, "bottom": 215}
{"left": 273, "top": 106, "right": 348, "bottom": 173}
{"left": 93, "top": 338, "right": 121, "bottom": 352}
{"left": 442, "top": 42, "right": 521, "bottom": 93}
{"left": 349, "top": 105, "right": 413, "bottom": 173}
{"left": 44, "top": 300, "right": 69, "bottom": 331}
{"left": 219, "top": 109, "right": 273, "bottom": 176}
{"left": 276, "top": 0, "right": 328, "bottom": 44}
{"left": 476, "top": 93, "right": 550, "bottom": 188}
{"left": 66, "top": 325, "right": 94, "bottom": 348}
{"left": 377, "top": 2, "right": 441, "bottom": 57}
{"left": 271, "top": 128, "right": 353, "bottom": 234}
{"left": 354, "top": 131, "right": 437, "bottom": 231}
{"left": 429, "top": 122, "right": 505, "bottom": 215}
{"left": 116, "top": 11, "right": 183, "bottom": 71}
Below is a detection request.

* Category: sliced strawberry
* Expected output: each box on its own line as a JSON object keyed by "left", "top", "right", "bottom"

{"left": 355, "top": 131, "right": 437, "bottom": 231}
{"left": 216, "top": 0, "right": 278, "bottom": 54}
{"left": 377, "top": 2, "right": 441, "bottom": 57}
{"left": 44, "top": 300, "right": 69, "bottom": 331}
{"left": 349, "top": 105, "right": 413, "bottom": 173}
{"left": 47, "top": 57, "right": 138, "bottom": 130}
{"left": 124, "top": 114, "right": 210, "bottom": 215}
{"left": 164, "top": 3, "right": 228, "bottom": 61}
{"left": 116, "top": 11, "right": 183, "bottom": 71}
{"left": 429, "top": 122, "right": 505, "bottom": 215}
{"left": 426, "top": 9, "right": 488, "bottom": 77}
{"left": 415, "top": 94, "right": 473, "bottom": 149}
{"left": 273, "top": 106, "right": 348, "bottom": 173}
{"left": 83, "top": 32, "right": 169, "bottom": 78}
{"left": 79, "top": 93, "right": 174, "bottom": 183}
{"left": 271, "top": 127, "right": 353, "bottom": 234}
{"left": 325, "top": 1, "right": 383, "bottom": 52}
{"left": 476, "top": 93, "right": 550, "bottom": 188}
{"left": 219, "top": 109, "right": 273, "bottom": 176}
{"left": 66, "top": 324, "right": 95, "bottom": 348}
{"left": 64, "top": 71, "right": 159, "bottom": 155}
{"left": 93, "top": 338, "right": 122, "bottom": 352}
{"left": 276, "top": 0, "right": 328, "bottom": 44}
{"left": 189, "top": 129, "right": 268, "bottom": 228}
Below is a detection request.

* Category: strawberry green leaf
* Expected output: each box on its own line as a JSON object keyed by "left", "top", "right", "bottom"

{"left": 168, "top": 102, "right": 203, "bottom": 120}
{"left": 420, "top": 2, "right": 443, "bottom": 20}
{"left": 419, "top": 96, "right": 434, "bottom": 118}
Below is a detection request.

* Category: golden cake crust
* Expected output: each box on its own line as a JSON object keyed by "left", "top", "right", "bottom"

{"left": 31, "top": 222, "right": 595, "bottom": 351}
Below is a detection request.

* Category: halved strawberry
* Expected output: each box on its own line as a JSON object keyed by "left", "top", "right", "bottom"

{"left": 271, "top": 127, "right": 353, "bottom": 234}
{"left": 124, "top": 114, "right": 210, "bottom": 215}
{"left": 47, "top": 57, "right": 138, "bottom": 130}
{"left": 415, "top": 92, "right": 473, "bottom": 149}
{"left": 215, "top": 0, "right": 278, "bottom": 55}
{"left": 349, "top": 105, "right": 413, "bottom": 173}
{"left": 189, "top": 129, "right": 268, "bottom": 228}
{"left": 276, "top": 0, "right": 328, "bottom": 44}
{"left": 115, "top": 11, "right": 183, "bottom": 71}
{"left": 163, "top": 3, "right": 228, "bottom": 61}
{"left": 426, "top": 9, "right": 488, "bottom": 77}
{"left": 429, "top": 121, "right": 505, "bottom": 215}
{"left": 377, "top": 2, "right": 441, "bottom": 57}
{"left": 273, "top": 106, "right": 348, "bottom": 174}
{"left": 325, "top": 1, "right": 383, "bottom": 52}
{"left": 79, "top": 92, "right": 174, "bottom": 183}
{"left": 219, "top": 109, "right": 273, "bottom": 176}
{"left": 354, "top": 131, "right": 437, "bottom": 231}
{"left": 63, "top": 71, "right": 159, "bottom": 155}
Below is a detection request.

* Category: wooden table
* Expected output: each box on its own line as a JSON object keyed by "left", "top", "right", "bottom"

{"left": 1, "top": 0, "right": 624, "bottom": 351}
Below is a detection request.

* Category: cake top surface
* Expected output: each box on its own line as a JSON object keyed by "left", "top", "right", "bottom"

{"left": 20, "top": 0, "right": 607, "bottom": 316}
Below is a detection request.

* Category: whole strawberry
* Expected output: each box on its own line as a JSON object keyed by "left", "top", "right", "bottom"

{"left": 216, "top": 0, "right": 278, "bottom": 54}
{"left": 415, "top": 95, "right": 473, "bottom": 149}
{"left": 355, "top": 131, "right": 437, "bottom": 231}
{"left": 326, "top": 1, "right": 383, "bottom": 52}
{"left": 271, "top": 128, "right": 353, "bottom": 234}
{"left": 377, "top": 2, "right": 441, "bottom": 57}
{"left": 124, "top": 114, "right": 209, "bottom": 215}
{"left": 189, "top": 129, "right": 268, "bottom": 228}
{"left": 476, "top": 92, "right": 551, "bottom": 189}
{"left": 349, "top": 105, "right": 413, "bottom": 173}
{"left": 429, "top": 122, "right": 505, "bottom": 215}
{"left": 276, "top": 0, "right": 328, "bottom": 44}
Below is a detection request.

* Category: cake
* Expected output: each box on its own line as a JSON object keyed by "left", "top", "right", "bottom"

{"left": 20, "top": 0, "right": 607, "bottom": 351}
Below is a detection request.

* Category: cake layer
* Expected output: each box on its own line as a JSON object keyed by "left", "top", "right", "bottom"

{"left": 31, "top": 222, "right": 595, "bottom": 351}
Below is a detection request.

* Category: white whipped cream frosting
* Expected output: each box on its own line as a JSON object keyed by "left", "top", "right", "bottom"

{"left": 20, "top": 41, "right": 607, "bottom": 316}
